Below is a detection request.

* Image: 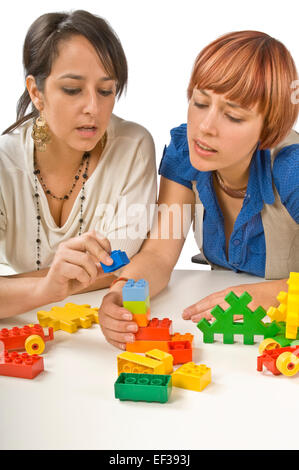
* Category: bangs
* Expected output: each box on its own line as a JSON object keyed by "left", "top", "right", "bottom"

{"left": 187, "top": 31, "right": 299, "bottom": 148}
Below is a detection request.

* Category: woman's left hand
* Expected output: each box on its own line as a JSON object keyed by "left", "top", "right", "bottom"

{"left": 182, "top": 279, "right": 288, "bottom": 322}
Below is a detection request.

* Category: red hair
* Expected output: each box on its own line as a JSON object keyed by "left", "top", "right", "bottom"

{"left": 187, "top": 31, "right": 299, "bottom": 149}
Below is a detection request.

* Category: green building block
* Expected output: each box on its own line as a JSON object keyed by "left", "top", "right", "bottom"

{"left": 114, "top": 373, "right": 172, "bottom": 403}
{"left": 123, "top": 296, "right": 150, "bottom": 315}
{"left": 197, "top": 291, "right": 281, "bottom": 345}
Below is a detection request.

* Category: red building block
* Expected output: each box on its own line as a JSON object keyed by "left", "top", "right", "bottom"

{"left": 168, "top": 341, "right": 193, "bottom": 365}
{"left": 0, "top": 351, "right": 44, "bottom": 379}
{"left": 135, "top": 318, "right": 172, "bottom": 341}
{"left": 0, "top": 324, "right": 54, "bottom": 353}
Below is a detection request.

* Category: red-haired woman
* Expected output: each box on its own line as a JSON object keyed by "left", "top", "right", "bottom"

{"left": 98, "top": 30, "right": 299, "bottom": 350}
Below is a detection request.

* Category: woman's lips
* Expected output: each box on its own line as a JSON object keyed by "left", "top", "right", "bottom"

{"left": 76, "top": 126, "right": 98, "bottom": 138}
{"left": 194, "top": 139, "right": 218, "bottom": 156}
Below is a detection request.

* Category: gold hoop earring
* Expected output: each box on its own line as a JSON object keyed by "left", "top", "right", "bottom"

{"left": 31, "top": 112, "right": 51, "bottom": 152}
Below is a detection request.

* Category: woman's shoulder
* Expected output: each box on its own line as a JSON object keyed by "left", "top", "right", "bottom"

{"left": 109, "top": 114, "right": 154, "bottom": 144}
{"left": 0, "top": 120, "right": 32, "bottom": 169}
{"left": 272, "top": 130, "right": 299, "bottom": 203}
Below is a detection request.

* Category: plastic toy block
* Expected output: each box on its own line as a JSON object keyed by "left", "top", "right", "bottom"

{"left": 145, "top": 349, "right": 173, "bottom": 374}
{"left": 115, "top": 373, "right": 172, "bottom": 403}
{"left": 117, "top": 351, "right": 166, "bottom": 375}
{"left": 132, "top": 311, "right": 150, "bottom": 327}
{"left": 168, "top": 341, "right": 193, "bottom": 365}
{"left": 268, "top": 273, "right": 299, "bottom": 340}
{"left": 135, "top": 318, "right": 172, "bottom": 341}
{"left": 122, "top": 279, "right": 149, "bottom": 301}
{"left": 0, "top": 351, "right": 44, "bottom": 379}
{"left": 197, "top": 291, "right": 281, "bottom": 344}
{"left": 100, "top": 250, "right": 130, "bottom": 273}
{"left": 171, "top": 332, "right": 194, "bottom": 344}
{"left": 37, "top": 303, "right": 99, "bottom": 333}
{"left": 126, "top": 339, "right": 169, "bottom": 353}
{"left": 0, "top": 324, "right": 54, "bottom": 354}
{"left": 123, "top": 297, "right": 150, "bottom": 315}
{"left": 172, "top": 362, "right": 211, "bottom": 391}
{"left": 257, "top": 346, "right": 299, "bottom": 376}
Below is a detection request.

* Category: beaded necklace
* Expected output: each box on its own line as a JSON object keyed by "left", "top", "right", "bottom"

{"left": 33, "top": 132, "right": 107, "bottom": 270}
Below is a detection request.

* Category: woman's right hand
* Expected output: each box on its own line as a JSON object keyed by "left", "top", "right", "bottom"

{"left": 38, "top": 231, "right": 114, "bottom": 302}
{"left": 98, "top": 287, "right": 139, "bottom": 350}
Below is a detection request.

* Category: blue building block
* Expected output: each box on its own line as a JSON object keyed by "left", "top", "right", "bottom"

{"left": 100, "top": 250, "right": 130, "bottom": 273}
{"left": 122, "top": 279, "right": 149, "bottom": 301}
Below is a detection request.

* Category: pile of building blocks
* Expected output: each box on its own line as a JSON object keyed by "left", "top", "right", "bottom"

{"left": 0, "top": 324, "right": 54, "bottom": 355}
{"left": 100, "top": 249, "right": 130, "bottom": 273}
{"left": 114, "top": 349, "right": 211, "bottom": 403}
{"left": 267, "top": 272, "right": 299, "bottom": 340}
{"left": 37, "top": 303, "right": 99, "bottom": 333}
{"left": 122, "top": 279, "right": 194, "bottom": 364}
{"left": 0, "top": 351, "right": 44, "bottom": 379}
{"left": 257, "top": 345, "right": 299, "bottom": 377}
{"left": 197, "top": 290, "right": 280, "bottom": 344}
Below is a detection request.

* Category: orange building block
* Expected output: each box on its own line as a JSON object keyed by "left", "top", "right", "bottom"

{"left": 126, "top": 339, "right": 169, "bottom": 353}
{"left": 168, "top": 341, "right": 193, "bottom": 365}
{"left": 135, "top": 318, "right": 172, "bottom": 341}
{"left": 0, "top": 351, "right": 44, "bottom": 379}
{"left": 171, "top": 332, "right": 194, "bottom": 344}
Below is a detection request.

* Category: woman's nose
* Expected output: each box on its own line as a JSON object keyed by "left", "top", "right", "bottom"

{"left": 199, "top": 110, "right": 218, "bottom": 135}
{"left": 83, "top": 91, "right": 99, "bottom": 115}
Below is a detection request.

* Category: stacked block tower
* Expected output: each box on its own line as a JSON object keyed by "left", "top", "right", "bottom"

{"left": 122, "top": 279, "right": 193, "bottom": 364}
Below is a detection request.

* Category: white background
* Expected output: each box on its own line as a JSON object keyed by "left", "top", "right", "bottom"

{"left": 0, "top": 0, "right": 298, "bottom": 270}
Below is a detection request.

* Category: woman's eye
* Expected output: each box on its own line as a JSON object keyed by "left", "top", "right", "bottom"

{"left": 62, "top": 87, "right": 81, "bottom": 95}
{"left": 194, "top": 102, "right": 208, "bottom": 109}
{"left": 99, "top": 89, "right": 113, "bottom": 97}
{"left": 226, "top": 114, "right": 243, "bottom": 123}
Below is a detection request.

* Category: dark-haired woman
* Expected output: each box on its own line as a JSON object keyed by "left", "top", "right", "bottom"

{"left": 0, "top": 11, "right": 156, "bottom": 317}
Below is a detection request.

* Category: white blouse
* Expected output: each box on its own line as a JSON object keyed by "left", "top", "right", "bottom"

{"left": 0, "top": 113, "right": 157, "bottom": 273}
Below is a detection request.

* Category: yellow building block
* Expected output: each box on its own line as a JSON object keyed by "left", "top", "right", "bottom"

{"left": 145, "top": 349, "right": 173, "bottom": 374}
{"left": 117, "top": 351, "right": 165, "bottom": 375}
{"left": 37, "top": 303, "right": 99, "bottom": 333}
{"left": 267, "top": 273, "right": 299, "bottom": 340}
{"left": 172, "top": 362, "right": 211, "bottom": 391}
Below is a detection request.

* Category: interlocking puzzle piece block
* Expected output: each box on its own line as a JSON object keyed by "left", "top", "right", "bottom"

{"left": 135, "top": 318, "right": 172, "bottom": 341}
{"left": 0, "top": 324, "right": 54, "bottom": 354}
{"left": 171, "top": 332, "right": 194, "bottom": 344}
{"left": 145, "top": 349, "right": 173, "bottom": 374}
{"left": 168, "top": 341, "right": 193, "bottom": 365}
{"left": 126, "top": 339, "right": 169, "bottom": 353}
{"left": 122, "top": 279, "right": 149, "bottom": 301}
{"left": 197, "top": 291, "right": 281, "bottom": 344}
{"left": 117, "top": 351, "right": 166, "bottom": 375}
{"left": 172, "top": 362, "right": 211, "bottom": 391}
{"left": 100, "top": 250, "right": 130, "bottom": 273}
{"left": 37, "top": 303, "right": 99, "bottom": 333}
{"left": 115, "top": 373, "right": 172, "bottom": 403}
{"left": 0, "top": 351, "right": 44, "bottom": 379}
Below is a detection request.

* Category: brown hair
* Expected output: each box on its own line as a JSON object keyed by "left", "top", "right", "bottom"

{"left": 3, "top": 10, "right": 128, "bottom": 134}
{"left": 187, "top": 30, "right": 299, "bottom": 149}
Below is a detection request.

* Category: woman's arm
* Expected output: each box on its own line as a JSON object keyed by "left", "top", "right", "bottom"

{"left": 98, "top": 177, "right": 195, "bottom": 349}
{"left": 0, "top": 231, "right": 114, "bottom": 318}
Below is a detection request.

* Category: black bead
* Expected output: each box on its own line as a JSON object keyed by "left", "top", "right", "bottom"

{"left": 79, "top": 218, "right": 83, "bottom": 223}
{"left": 36, "top": 239, "right": 41, "bottom": 244}
{"left": 36, "top": 260, "right": 41, "bottom": 265}
{"left": 83, "top": 173, "right": 88, "bottom": 179}
{"left": 64, "top": 195, "right": 69, "bottom": 200}
{"left": 34, "top": 193, "right": 39, "bottom": 198}
{"left": 75, "top": 175, "right": 79, "bottom": 180}
{"left": 46, "top": 190, "right": 51, "bottom": 194}
{"left": 81, "top": 196, "right": 85, "bottom": 200}
{"left": 37, "top": 215, "right": 41, "bottom": 220}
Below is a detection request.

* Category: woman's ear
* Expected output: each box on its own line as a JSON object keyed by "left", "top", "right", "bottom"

{"left": 26, "top": 75, "right": 44, "bottom": 112}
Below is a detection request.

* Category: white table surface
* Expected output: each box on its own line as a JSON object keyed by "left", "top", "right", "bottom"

{"left": 0, "top": 269, "right": 298, "bottom": 451}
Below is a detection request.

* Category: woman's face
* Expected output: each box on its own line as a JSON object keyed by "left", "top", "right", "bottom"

{"left": 36, "top": 34, "right": 116, "bottom": 153}
{"left": 187, "top": 88, "right": 264, "bottom": 173}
